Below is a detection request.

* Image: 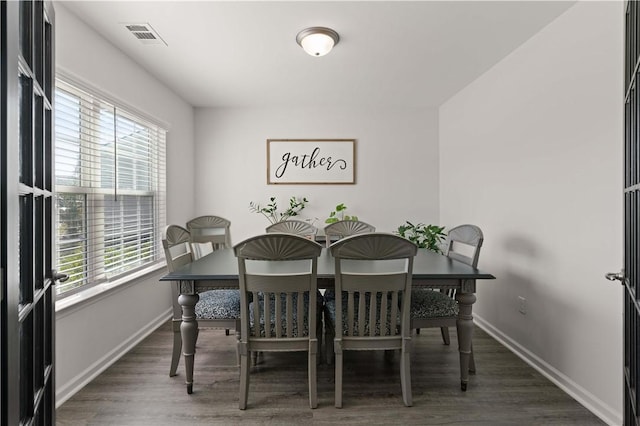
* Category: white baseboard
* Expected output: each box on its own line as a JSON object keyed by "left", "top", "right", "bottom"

{"left": 474, "top": 315, "right": 621, "bottom": 426}
{"left": 55, "top": 308, "right": 172, "bottom": 408}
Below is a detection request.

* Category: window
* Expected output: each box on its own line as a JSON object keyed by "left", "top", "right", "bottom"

{"left": 54, "top": 79, "right": 166, "bottom": 296}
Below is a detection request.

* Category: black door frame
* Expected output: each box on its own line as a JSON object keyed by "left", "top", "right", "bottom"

{"left": 624, "top": 1, "right": 640, "bottom": 424}
{"left": 1, "top": 1, "right": 56, "bottom": 424}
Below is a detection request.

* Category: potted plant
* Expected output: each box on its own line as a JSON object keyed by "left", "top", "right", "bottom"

{"left": 396, "top": 221, "right": 446, "bottom": 253}
{"left": 249, "top": 196, "right": 309, "bottom": 224}
{"left": 325, "top": 203, "right": 358, "bottom": 224}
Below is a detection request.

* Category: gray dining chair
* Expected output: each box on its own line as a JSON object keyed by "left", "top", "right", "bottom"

{"left": 322, "top": 220, "right": 376, "bottom": 362}
{"left": 187, "top": 215, "right": 232, "bottom": 257}
{"left": 162, "top": 225, "right": 240, "bottom": 378}
{"left": 234, "top": 233, "right": 323, "bottom": 409}
{"left": 186, "top": 215, "right": 237, "bottom": 336}
{"left": 323, "top": 220, "right": 375, "bottom": 248}
{"left": 327, "top": 232, "right": 417, "bottom": 408}
{"left": 410, "top": 224, "right": 484, "bottom": 376}
{"left": 265, "top": 220, "right": 324, "bottom": 363}
{"left": 266, "top": 220, "right": 317, "bottom": 239}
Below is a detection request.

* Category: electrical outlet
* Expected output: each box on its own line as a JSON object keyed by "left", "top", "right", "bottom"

{"left": 518, "top": 296, "right": 526, "bottom": 315}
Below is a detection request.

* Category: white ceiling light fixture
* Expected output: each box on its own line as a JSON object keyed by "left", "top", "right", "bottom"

{"left": 296, "top": 27, "right": 340, "bottom": 57}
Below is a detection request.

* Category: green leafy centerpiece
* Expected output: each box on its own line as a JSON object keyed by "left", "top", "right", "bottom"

{"left": 396, "top": 221, "right": 446, "bottom": 253}
{"left": 249, "top": 196, "right": 309, "bottom": 224}
{"left": 325, "top": 203, "right": 358, "bottom": 224}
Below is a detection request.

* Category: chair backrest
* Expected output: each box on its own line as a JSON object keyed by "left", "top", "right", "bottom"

{"left": 330, "top": 233, "right": 417, "bottom": 339}
{"left": 265, "top": 220, "right": 317, "bottom": 239}
{"left": 443, "top": 224, "right": 484, "bottom": 267}
{"left": 162, "top": 225, "right": 194, "bottom": 271}
{"left": 323, "top": 220, "right": 375, "bottom": 248}
{"left": 186, "top": 215, "right": 231, "bottom": 259}
{"left": 162, "top": 225, "right": 194, "bottom": 321}
{"left": 234, "top": 233, "right": 323, "bottom": 341}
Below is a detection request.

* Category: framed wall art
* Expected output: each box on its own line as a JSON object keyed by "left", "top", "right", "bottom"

{"left": 267, "top": 139, "right": 356, "bottom": 184}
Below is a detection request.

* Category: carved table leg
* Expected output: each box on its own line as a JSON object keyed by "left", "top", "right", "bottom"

{"left": 178, "top": 289, "right": 199, "bottom": 394}
{"left": 456, "top": 291, "right": 476, "bottom": 391}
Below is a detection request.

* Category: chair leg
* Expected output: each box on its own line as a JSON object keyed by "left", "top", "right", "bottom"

{"left": 309, "top": 339, "right": 318, "bottom": 409}
{"left": 316, "top": 319, "right": 323, "bottom": 365}
{"left": 324, "top": 313, "right": 335, "bottom": 365}
{"left": 235, "top": 331, "right": 241, "bottom": 367}
{"left": 400, "top": 341, "right": 412, "bottom": 407}
{"left": 239, "top": 351, "right": 250, "bottom": 410}
{"left": 169, "top": 326, "right": 182, "bottom": 377}
{"left": 441, "top": 326, "right": 451, "bottom": 345}
{"left": 234, "top": 321, "right": 241, "bottom": 367}
{"left": 325, "top": 327, "right": 335, "bottom": 365}
{"left": 334, "top": 339, "right": 343, "bottom": 408}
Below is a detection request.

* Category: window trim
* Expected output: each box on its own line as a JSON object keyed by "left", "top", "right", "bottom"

{"left": 54, "top": 72, "right": 167, "bottom": 300}
{"left": 56, "top": 68, "right": 171, "bottom": 130}
{"left": 55, "top": 261, "right": 167, "bottom": 316}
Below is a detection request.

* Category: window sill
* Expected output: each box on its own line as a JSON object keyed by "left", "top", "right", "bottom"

{"left": 55, "top": 263, "right": 167, "bottom": 319}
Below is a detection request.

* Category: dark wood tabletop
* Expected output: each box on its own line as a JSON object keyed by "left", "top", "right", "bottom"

{"left": 160, "top": 247, "right": 495, "bottom": 282}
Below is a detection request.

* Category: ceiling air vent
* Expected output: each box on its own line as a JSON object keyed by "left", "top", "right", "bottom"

{"left": 124, "top": 23, "right": 167, "bottom": 46}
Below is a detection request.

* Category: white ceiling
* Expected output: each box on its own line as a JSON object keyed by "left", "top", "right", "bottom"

{"left": 60, "top": 1, "right": 575, "bottom": 108}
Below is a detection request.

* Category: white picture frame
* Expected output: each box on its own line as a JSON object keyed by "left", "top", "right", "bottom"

{"left": 267, "top": 139, "right": 356, "bottom": 184}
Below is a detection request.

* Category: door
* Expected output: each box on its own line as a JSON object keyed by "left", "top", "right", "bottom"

{"left": 621, "top": 1, "right": 640, "bottom": 424}
{"left": 1, "top": 1, "right": 58, "bottom": 424}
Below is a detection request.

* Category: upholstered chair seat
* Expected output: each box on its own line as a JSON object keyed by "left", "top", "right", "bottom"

{"left": 410, "top": 289, "right": 458, "bottom": 319}
{"left": 195, "top": 289, "right": 242, "bottom": 320}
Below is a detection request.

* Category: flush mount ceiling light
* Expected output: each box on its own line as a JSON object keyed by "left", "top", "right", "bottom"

{"left": 296, "top": 27, "right": 340, "bottom": 57}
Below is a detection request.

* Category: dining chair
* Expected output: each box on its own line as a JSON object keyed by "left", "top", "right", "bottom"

{"left": 410, "top": 224, "right": 484, "bottom": 376}
{"left": 327, "top": 233, "right": 417, "bottom": 408}
{"left": 234, "top": 233, "right": 323, "bottom": 409}
{"left": 186, "top": 215, "right": 237, "bottom": 338}
{"left": 322, "top": 220, "right": 376, "bottom": 362}
{"left": 162, "top": 225, "right": 240, "bottom": 378}
{"left": 323, "top": 220, "right": 375, "bottom": 248}
{"left": 266, "top": 220, "right": 318, "bottom": 239}
{"left": 265, "top": 220, "right": 324, "bottom": 363}
{"left": 186, "top": 215, "right": 232, "bottom": 258}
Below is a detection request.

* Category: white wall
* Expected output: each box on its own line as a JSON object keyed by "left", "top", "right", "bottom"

{"left": 53, "top": 1, "right": 624, "bottom": 421}
{"left": 54, "top": 4, "right": 196, "bottom": 405}
{"left": 439, "top": 2, "right": 623, "bottom": 424}
{"left": 194, "top": 107, "right": 439, "bottom": 242}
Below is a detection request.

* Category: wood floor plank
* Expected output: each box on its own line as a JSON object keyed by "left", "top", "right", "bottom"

{"left": 56, "top": 321, "right": 605, "bottom": 425}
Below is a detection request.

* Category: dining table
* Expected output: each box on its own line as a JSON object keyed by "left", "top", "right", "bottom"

{"left": 160, "top": 246, "right": 495, "bottom": 394}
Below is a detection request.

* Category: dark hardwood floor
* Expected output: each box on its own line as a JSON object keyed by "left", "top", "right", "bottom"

{"left": 56, "top": 321, "right": 605, "bottom": 425}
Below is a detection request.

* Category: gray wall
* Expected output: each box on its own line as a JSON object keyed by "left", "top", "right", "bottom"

{"left": 194, "top": 106, "right": 440, "bottom": 241}
{"left": 439, "top": 3, "right": 623, "bottom": 424}
{"left": 54, "top": 2, "right": 625, "bottom": 423}
{"left": 54, "top": 4, "right": 196, "bottom": 405}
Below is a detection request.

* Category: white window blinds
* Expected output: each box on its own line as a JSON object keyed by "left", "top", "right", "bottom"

{"left": 54, "top": 79, "right": 166, "bottom": 296}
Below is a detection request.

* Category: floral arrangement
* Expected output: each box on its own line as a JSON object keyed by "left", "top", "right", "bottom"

{"left": 249, "top": 196, "right": 309, "bottom": 224}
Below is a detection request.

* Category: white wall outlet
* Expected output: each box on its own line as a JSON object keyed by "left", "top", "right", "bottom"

{"left": 518, "top": 296, "right": 526, "bottom": 315}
